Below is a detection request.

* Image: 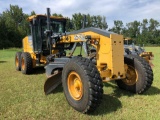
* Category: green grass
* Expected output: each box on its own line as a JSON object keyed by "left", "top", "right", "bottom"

{"left": 0, "top": 47, "right": 160, "bottom": 120}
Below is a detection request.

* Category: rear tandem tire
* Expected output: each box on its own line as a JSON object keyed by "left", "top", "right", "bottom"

{"left": 62, "top": 57, "right": 103, "bottom": 113}
{"left": 116, "top": 55, "right": 153, "bottom": 94}
{"left": 15, "top": 52, "right": 22, "bottom": 71}
{"left": 21, "top": 52, "right": 33, "bottom": 74}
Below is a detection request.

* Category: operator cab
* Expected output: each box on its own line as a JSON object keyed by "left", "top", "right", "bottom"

{"left": 27, "top": 15, "right": 66, "bottom": 55}
{"left": 124, "top": 37, "right": 136, "bottom": 45}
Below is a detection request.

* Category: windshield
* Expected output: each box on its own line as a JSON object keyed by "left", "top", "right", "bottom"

{"left": 40, "top": 18, "right": 65, "bottom": 33}
{"left": 51, "top": 21, "right": 64, "bottom": 33}
{"left": 124, "top": 40, "right": 134, "bottom": 45}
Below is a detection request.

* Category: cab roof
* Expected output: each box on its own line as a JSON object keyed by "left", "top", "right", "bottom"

{"left": 27, "top": 14, "right": 67, "bottom": 22}
{"left": 124, "top": 37, "right": 132, "bottom": 41}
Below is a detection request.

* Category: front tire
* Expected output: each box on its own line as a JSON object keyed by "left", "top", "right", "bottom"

{"left": 21, "top": 52, "right": 33, "bottom": 74}
{"left": 116, "top": 55, "right": 153, "bottom": 94}
{"left": 62, "top": 57, "right": 103, "bottom": 113}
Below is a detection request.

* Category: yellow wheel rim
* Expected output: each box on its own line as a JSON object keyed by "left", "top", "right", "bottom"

{"left": 67, "top": 71, "right": 83, "bottom": 100}
{"left": 21, "top": 57, "right": 25, "bottom": 70}
{"left": 16, "top": 56, "right": 19, "bottom": 67}
{"left": 123, "top": 65, "right": 138, "bottom": 85}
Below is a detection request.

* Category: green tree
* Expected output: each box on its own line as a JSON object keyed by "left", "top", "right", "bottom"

{"left": 109, "top": 20, "right": 123, "bottom": 34}
{"left": 3, "top": 4, "right": 24, "bottom": 28}
{"left": 65, "top": 17, "right": 74, "bottom": 32}
{"left": 71, "top": 13, "right": 108, "bottom": 30}
{"left": 148, "top": 18, "right": 159, "bottom": 44}
{"left": 138, "top": 19, "right": 149, "bottom": 44}
{"left": 72, "top": 13, "right": 83, "bottom": 30}
{"left": 139, "top": 18, "right": 160, "bottom": 44}
{"left": 91, "top": 15, "right": 108, "bottom": 29}
{"left": 31, "top": 11, "right": 36, "bottom": 15}
{"left": 124, "top": 20, "right": 141, "bottom": 44}
{"left": 52, "top": 13, "right": 63, "bottom": 17}
{"left": 0, "top": 15, "right": 9, "bottom": 48}
{"left": 0, "top": 4, "right": 29, "bottom": 48}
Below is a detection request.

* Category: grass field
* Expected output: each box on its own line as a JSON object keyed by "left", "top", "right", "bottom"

{"left": 0, "top": 47, "right": 160, "bottom": 120}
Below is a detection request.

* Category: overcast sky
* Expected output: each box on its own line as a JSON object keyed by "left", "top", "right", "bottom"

{"left": 0, "top": 0, "right": 160, "bottom": 28}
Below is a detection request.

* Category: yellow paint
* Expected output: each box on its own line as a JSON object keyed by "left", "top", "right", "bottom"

{"left": 96, "top": 34, "right": 125, "bottom": 80}
{"left": 22, "top": 36, "right": 47, "bottom": 68}
{"left": 23, "top": 36, "right": 33, "bottom": 53}
{"left": 122, "top": 65, "right": 138, "bottom": 85}
{"left": 67, "top": 71, "right": 83, "bottom": 100}
{"left": 139, "top": 52, "right": 154, "bottom": 63}
{"left": 58, "top": 31, "right": 125, "bottom": 81}
{"left": 27, "top": 14, "right": 66, "bottom": 22}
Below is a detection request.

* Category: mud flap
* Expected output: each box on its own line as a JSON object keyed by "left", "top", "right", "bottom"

{"left": 44, "top": 72, "right": 62, "bottom": 95}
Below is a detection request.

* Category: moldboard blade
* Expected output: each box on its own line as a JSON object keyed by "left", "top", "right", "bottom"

{"left": 44, "top": 72, "right": 62, "bottom": 95}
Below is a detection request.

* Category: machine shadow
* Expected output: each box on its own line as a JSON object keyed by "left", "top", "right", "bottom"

{"left": 104, "top": 82, "right": 160, "bottom": 97}
{"left": 91, "top": 94, "right": 122, "bottom": 115}
{"left": 32, "top": 67, "right": 45, "bottom": 74}
{"left": 46, "top": 84, "right": 122, "bottom": 115}
{"left": 0, "top": 61, "right": 7, "bottom": 63}
{"left": 143, "top": 86, "right": 160, "bottom": 95}
{"left": 53, "top": 86, "right": 122, "bottom": 115}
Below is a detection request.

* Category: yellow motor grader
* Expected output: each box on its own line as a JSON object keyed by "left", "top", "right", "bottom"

{"left": 123, "top": 37, "right": 154, "bottom": 67}
{"left": 15, "top": 8, "right": 153, "bottom": 113}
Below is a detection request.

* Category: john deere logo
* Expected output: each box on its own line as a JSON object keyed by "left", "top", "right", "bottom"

{"left": 74, "top": 34, "right": 85, "bottom": 40}
{"left": 74, "top": 35, "right": 79, "bottom": 40}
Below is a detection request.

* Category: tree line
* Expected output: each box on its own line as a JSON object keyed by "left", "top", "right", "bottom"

{"left": 0, "top": 5, "right": 160, "bottom": 49}
{"left": 109, "top": 19, "right": 160, "bottom": 45}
